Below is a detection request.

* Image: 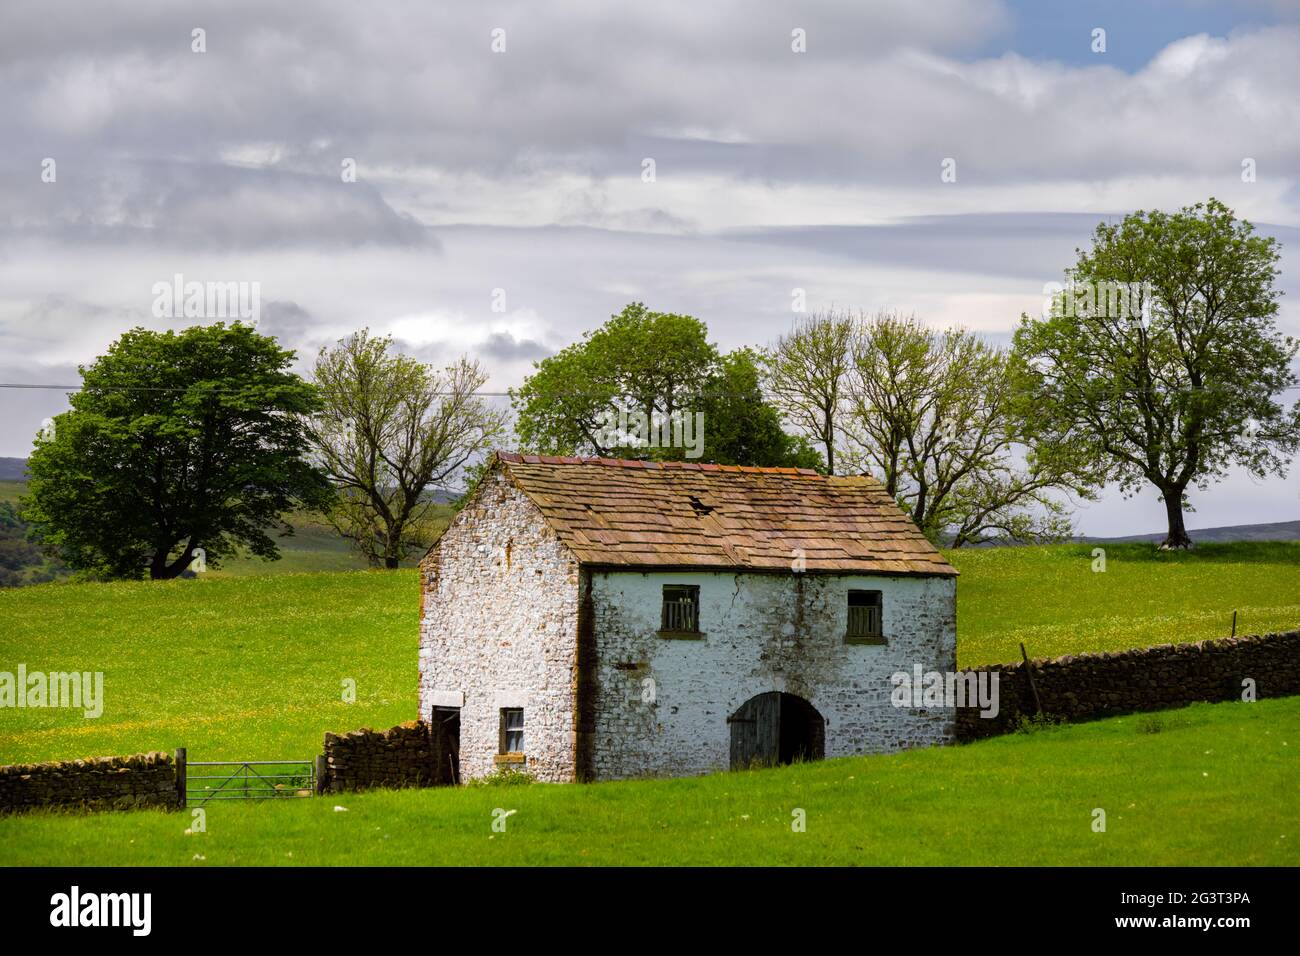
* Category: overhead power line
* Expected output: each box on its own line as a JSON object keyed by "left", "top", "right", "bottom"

{"left": 1, "top": 381, "right": 1298, "bottom": 397}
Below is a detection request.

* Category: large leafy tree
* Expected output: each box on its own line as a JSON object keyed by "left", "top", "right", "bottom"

{"left": 697, "top": 349, "right": 823, "bottom": 469}
{"left": 306, "top": 331, "right": 505, "bottom": 568}
{"left": 1012, "top": 199, "right": 1300, "bottom": 548}
{"left": 513, "top": 303, "right": 715, "bottom": 456}
{"left": 513, "top": 302, "right": 817, "bottom": 467}
{"left": 22, "top": 323, "right": 331, "bottom": 580}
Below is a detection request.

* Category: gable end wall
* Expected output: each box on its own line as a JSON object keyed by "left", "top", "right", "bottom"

{"left": 418, "top": 470, "right": 581, "bottom": 782}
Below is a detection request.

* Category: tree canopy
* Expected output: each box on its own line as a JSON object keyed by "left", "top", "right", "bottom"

{"left": 306, "top": 331, "right": 505, "bottom": 568}
{"left": 22, "top": 323, "right": 331, "bottom": 579}
{"left": 846, "top": 311, "right": 1085, "bottom": 546}
{"left": 512, "top": 302, "right": 821, "bottom": 468}
{"left": 1012, "top": 198, "right": 1300, "bottom": 548}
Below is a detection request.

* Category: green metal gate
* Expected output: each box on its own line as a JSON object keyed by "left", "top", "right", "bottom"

{"left": 185, "top": 760, "right": 315, "bottom": 805}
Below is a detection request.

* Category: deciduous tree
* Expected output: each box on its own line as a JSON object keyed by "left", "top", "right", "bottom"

{"left": 307, "top": 331, "right": 505, "bottom": 568}
{"left": 1012, "top": 199, "right": 1300, "bottom": 548}
{"left": 22, "top": 323, "right": 330, "bottom": 579}
{"left": 763, "top": 311, "right": 854, "bottom": 474}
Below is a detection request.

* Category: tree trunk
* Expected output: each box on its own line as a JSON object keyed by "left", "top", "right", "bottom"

{"left": 150, "top": 545, "right": 197, "bottom": 580}
{"left": 1160, "top": 490, "right": 1193, "bottom": 550}
{"left": 149, "top": 550, "right": 169, "bottom": 580}
{"left": 382, "top": 526, "right": 401, "bottom": 569}
{"left": 823, "top": 405, "right": 835, "bottom": 476}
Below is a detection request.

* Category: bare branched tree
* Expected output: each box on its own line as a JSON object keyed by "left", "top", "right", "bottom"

{"left": 845, "top": 310, "right": 931, "bottom": 496}
{"left": 847, "top": 311, "right": 1090, "bottom": 546}
{"left": 762, "top": 310, "right": 855, "bottom": 474}
{"left": 306, "top": 331, "right": 506, "bottom": 568}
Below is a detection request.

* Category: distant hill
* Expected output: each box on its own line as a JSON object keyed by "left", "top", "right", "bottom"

{"left": 0, "top": 457, "right": 454, "bottom": 584}
{"left": 1080, "top": 520, "right": 1300, "bottom": 544}
{"left": 0, "top": 457, "right": 458, "bottom": 502}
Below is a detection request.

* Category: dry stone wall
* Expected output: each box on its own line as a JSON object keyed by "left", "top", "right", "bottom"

{"left": 322, "top": 720, "right": 448, "bottom": 792}
{"left": 955, "top": 630, "right": 1300, "bottom": 741}
{"left": 0, "top": 751, "right": 179, "bottom": 813}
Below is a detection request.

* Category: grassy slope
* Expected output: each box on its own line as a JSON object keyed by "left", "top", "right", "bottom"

{"left": 0, "top": 541, "right": 1297, "bottom": 766}
{"left": 0, "top": 697, "right": 1294, "bottom": 866}
{"left": 0, "top": 573, "right": 417, "bottom": 764}
{"left": 949, "top": 541, "right": 1300, "bottom": 663}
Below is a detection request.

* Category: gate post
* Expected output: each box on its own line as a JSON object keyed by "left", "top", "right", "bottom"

{"left": 314, "top": 754, "right": 328, "bottom": 795}
{"left": 175, "top": 747, "right": 187, "bottom": 809}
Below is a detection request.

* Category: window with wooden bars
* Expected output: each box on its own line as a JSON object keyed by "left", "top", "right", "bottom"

{"left": 661, "top": 584, "right": 700, "bottom": 634}
{"left": 499, "top": 708, "right": 524, "bottom": 754}
{"left": 846, "top": 590, "right": 884, "bottom": 643}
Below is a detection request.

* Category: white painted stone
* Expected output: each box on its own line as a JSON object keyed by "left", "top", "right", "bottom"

{"left": 494, "top": 690, "right": 528, "bottom": 708}
{"left": 586, "top": 569, "right": 956, "bottom": 780}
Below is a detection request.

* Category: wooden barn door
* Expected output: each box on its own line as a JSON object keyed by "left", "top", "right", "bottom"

{"left": 729, "top": 692, "right": 826, "bottom": 770}
{"left": 729, "top": 692, "right": 781, "bottom": 769}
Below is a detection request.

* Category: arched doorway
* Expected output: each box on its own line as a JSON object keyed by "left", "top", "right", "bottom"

{"left": 728, "top": 692, "right": 825, "bottom": 769}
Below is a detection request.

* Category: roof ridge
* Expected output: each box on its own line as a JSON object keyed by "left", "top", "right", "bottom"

{"left": 494, "top": 450, "right": 820, "bottom": 476}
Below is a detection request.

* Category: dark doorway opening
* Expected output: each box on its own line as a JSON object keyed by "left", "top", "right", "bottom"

{"left": 728, "top": 692, "right": 825, "bottom": 770}
{"left": 432, "top": 706, "right": 461, "bottom": 784}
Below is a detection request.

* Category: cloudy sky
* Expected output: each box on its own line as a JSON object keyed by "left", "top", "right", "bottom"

{"left": 2, "top": 0, "right": 1299, "bottom": 535}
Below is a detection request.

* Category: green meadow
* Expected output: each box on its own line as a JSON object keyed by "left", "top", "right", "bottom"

{"left": 951, "top": 541, "right": 1300, "bottom": 663}
{"left": 0, "top": 697, "right": 1294, "bottom": 866}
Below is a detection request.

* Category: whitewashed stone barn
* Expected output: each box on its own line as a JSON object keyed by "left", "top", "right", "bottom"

{"left": 418, "top": 452, "right": 957, "bottom": 783}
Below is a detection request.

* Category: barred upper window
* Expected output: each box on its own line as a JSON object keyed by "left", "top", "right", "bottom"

{"left": 846, "top": 590, "right": 883, "bottom": 643}
{"left": 661, "top": 584, "right": 700, "bottom": 633}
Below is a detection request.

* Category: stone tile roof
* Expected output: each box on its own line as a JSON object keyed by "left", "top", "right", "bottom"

{"left": 494, "top": 452, "right": 957, "bottom": 576}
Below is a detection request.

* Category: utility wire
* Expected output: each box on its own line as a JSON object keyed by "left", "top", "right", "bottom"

{"left": 1, "top": 382, "right": 1297, "bottom": 397}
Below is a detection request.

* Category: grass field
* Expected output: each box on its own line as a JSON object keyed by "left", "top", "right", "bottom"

{"left": 0, "top": 572, "right": 416, "bottom": 764}
{"left": 1, "top": 539, "right": 1296, "bottom": 866}
{"left": 951, "top": 541, "right": 1300, "bottom": 663}
{"left": 0, "top": 696, "right": 1294, "bottom": 866}
{"left": 0, "top": 541, "right": 1296, "bottom": 766}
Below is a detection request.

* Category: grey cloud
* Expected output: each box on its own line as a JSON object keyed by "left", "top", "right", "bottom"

{"left": 0, "top": 160, "right": 435, "bottom": 250}
{"left": 256, "top": 300, "right": 322, "bottom": 351}
{"left": 728, "top": 214, "right": 1300, "bottom": 293}
{"left": 475, "top": 332, "right": 551, "bottom": 361}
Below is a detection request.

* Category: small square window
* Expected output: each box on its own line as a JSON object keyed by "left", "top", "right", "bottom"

{"left": 661, "top": 585, "right": 700, "bottom": 633}
{"left": 846, "top": 590, "right": 883, "bottom": 643}
{"left": 499, "top": 708, "right": 524, "bottom": 754}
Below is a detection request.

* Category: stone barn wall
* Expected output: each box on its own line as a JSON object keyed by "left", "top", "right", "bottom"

{"left": 0, "top": 751, "right": 180, "bottom": 813}
{"left": 583, "top": 569, "right": 958, "bottom": 780}
{"left": 955, "top": 630, "right": 1300, "bottom": 741}
{"left": 418, "top": 470, "right": 581, "bottom": 782}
